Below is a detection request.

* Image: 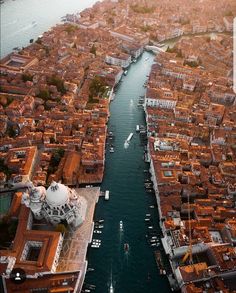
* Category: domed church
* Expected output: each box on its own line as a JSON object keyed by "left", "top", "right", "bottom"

{"left": 22, "top": 181, "right": 87, "bottom": 228}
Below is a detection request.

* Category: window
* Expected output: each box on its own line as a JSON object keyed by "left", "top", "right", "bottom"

{"left": 163, "top": 170, "right": 173, "bottom": 177}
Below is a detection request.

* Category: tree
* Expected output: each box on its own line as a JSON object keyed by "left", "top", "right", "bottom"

{"left": 47, "top": 75, "right": 66, "bottom": 94}
{"left": 89, "top": 76, "right": 106, "bottom": 99}
{"left": 38, "top": 89, "right": 50, "bottom": 100}
{"left": 22, "top": 73, "right": 33, "bottom": 82}
{"left": 90, "top": 44, "right": 97, "bottom": 56}
{"left": 55, "top": 224, "right": 67, "bottom": 234}
{"left": 65, "top": 24, "right": 76, "bottom": 34}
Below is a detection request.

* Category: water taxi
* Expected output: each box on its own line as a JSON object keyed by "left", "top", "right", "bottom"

{"left": 91, "top": 244, "right": 100, "bottom": 248}
{"left": 125, "top": 133, "right": 133, "bottom": 144}
{"left": 105, "top": 190, "right": 110, "bottom": 200}
{"left": 108, "top": 269, "right": 114, "bottom": 293}
{"left": 124, "top": 243, "right": 129, "bottom": 252}
{"left": 93, "top": 230, "right": 102, "bottom": 234}
{"left": 109, "top": 147, "right": 114, "bottom": 153}
{"left": 87, "top": 268, "right": 95, "bottom": 272}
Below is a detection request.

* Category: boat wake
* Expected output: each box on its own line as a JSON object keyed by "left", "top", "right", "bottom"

{"left": 13, "top": 22, "right": 37, "bottom": 35}
{"left": 124, "top": 141, "right": 129, "bottom": 149}
{"left": 130, "top": 99, "right": 134, "bottom": 108}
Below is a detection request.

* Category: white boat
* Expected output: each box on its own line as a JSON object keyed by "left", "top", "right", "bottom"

{"left": 87, "top": 268, "right": 95, "bottom": 272}
{"left": 146, "top": 213, "right": 151, "bottom": 217}
{"left": 91, "top": 244, "right": 100, "bottom": 248}
{"left": 109, "top": 147, "right": 114, "bottom": 153}
{"left": 119, "top": 220, "right": 123, "bottom": 231}
{"left": 124, "top": 70, "right": 128, "bottom": 75}
{"left": 124, "top": 243, "right": 129, "bottom": 253}
{"left": 105, "top": 190, "right": 110, "bottom": 200}
{"left": 150, "top": 239, "right": 159, "bottom": 243}
{"left": 109, "top": 269, "right": 114, "bottom": 293}
{"left": 136, "top": 125, "right": 140, "bottom": 132}
{"left": 94, "top": 230, "right": 102, "bottom": 234}
{"left": 151, "top": 243, "right": 159, "bottom": 247}
{"left": 125, "top": 133, "right": 133, "bottom": 145}
{"left": 95, "top": 224, "right": 104, "bottom": 229}
{"left": 93, "top": 239, "right": 101, "bottom": 242}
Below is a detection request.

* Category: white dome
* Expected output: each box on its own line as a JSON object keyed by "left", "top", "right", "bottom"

{"left": 46, "top": 182, "right": 69, "bottom": 206}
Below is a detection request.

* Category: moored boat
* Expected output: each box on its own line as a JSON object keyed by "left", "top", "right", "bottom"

{"left": 109, "top": 147, "right": 114, "bottom": 153}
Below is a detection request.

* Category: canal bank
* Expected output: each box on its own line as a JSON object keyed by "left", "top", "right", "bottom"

{"left": 85, "top": 51, "right": 171, "bottom": 293}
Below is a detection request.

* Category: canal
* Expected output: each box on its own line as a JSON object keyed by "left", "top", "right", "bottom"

{"left": 85, "top": 51, "right": 171, "bottom": 293}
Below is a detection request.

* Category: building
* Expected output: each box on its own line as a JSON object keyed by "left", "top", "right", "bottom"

{"left": 22, "top": 181, "right": 87, "bottom": 227}
{"left": 0, "top": 186, "right": 99, "bottom": 293}
{"left": 105, "top": 52, "right": 131, "bottom": 68}
{"left": 145, "top": 88, "right": 178, "bottom": 109}
{"left": 5, "top": 146, "right": 38, "bottom": 185}
{"left": 0, "top": 53, "right": 38, "bottom": 74}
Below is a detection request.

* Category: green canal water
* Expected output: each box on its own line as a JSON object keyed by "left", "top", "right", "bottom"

{"left": 85, "top": 51, "right": 171, "bottom": 293}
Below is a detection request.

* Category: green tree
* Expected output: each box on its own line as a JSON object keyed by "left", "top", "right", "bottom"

{"left": 47, "top": 75, "right": 66, "bottom": 94}
{"left": 89, "top": 76, "right": 106, "bottom": 100}
{"left": 90, "top": 44, "right": 97, "bottom": 56}
{"left": 38, "top": 89, "right": 50, "bottom": 100}
{"left": 65, "top": 24, "right": 76, "bottom": 34}
{"left": 22, "top": 73, "right": 33, "bottom": 82}
{"left": 55, "top": 224, "right": 67, "bottom": 234}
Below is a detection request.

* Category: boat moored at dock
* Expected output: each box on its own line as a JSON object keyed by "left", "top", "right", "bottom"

{"left": 105, "top": 190, "right": 110, "bottom": 200}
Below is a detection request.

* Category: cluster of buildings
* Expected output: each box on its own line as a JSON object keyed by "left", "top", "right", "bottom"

{"left": 0, "top": 8, "right": 150, "bottom": 188}
{"left": 145, "top": 31, "right": 236, "bottom": 292}
{"left": 0, "top": 0, "right": 235, "bottom": 292}
{"left": 0, "top": 182, "right": 99, "bottom": 292}
{"left": 66, "top": 0, "right": 235, "bottom": 43}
